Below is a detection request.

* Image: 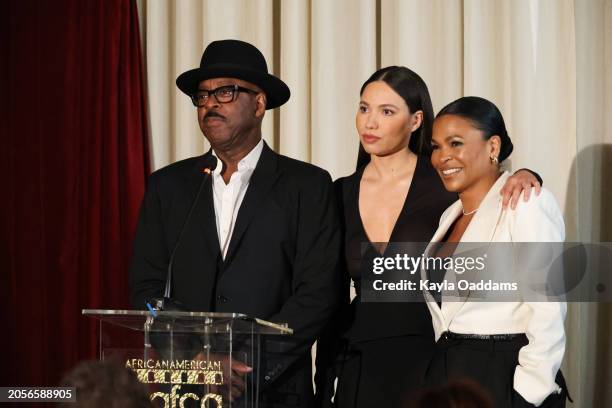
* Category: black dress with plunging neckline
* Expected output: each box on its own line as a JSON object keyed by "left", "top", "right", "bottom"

{"left": 316, "top": 155, "right": 456, "bottom": 408}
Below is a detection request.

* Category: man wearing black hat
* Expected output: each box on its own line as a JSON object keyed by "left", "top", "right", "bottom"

{"left": 129, "top": 40, "right": 342, "bottom": 407}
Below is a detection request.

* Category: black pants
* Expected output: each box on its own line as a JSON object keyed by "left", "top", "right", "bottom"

{"left": 334, "top": 336, "right": 435, "bottom": 408}
{"left": 424, "top": 334, "right": 569, "bottom": 408}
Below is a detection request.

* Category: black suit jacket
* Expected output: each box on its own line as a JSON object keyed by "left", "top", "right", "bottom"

{"left": 129, "top": 142, "right": 342, "bottom": 407}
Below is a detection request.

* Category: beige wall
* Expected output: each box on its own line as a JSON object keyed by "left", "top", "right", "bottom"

{"left": 137, "top": 1, "right": 612, "bottom": 405}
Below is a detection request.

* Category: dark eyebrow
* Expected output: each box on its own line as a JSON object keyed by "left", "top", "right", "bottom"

{"left": 358, "top": 101, "right": 399, "bottom": 110}
{"left": 446, "top": 135, "right": 464, "bottom": 140}
{"left": 431, "top": 134, "right": 464, "bottom": 144}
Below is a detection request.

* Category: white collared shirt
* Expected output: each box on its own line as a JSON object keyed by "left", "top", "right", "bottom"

{"left": 211, "top": 139, "right": 264, "bottom": 259}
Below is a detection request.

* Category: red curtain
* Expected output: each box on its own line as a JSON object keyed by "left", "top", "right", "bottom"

{"left": 2, "top": 0, "right": 150, "bottom": 386}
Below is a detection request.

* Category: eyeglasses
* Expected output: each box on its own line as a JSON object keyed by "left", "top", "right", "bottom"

{"left": 190, "top": 84, "right": 258, "bottom": 107}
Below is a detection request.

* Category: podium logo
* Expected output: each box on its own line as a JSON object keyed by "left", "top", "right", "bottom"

{"left": 150, "top": 384, "right": 222, "bottom": 408}
{"left": 126, "top": 358, "right": 224, "bottom": 385}
{"left": 125, "top": 359, "right": 225, "bottom": 407}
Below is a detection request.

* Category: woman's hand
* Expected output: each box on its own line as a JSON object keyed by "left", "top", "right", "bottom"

{"left": 500, "top": 170, "right": 542, "bottom": 210}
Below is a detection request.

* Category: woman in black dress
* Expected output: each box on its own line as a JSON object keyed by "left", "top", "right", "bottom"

{"left": 315, "top": 67, "right": 541, "bottom": 408}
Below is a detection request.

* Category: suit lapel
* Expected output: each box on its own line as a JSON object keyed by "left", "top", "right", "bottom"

{"left": 459, "top": 172, "right": 508, "bottom": 243}
{"left": 440, "top": 172, "right": 509, "bottom": 324}
{"left": 187, "top": 150, "right": 221, "bottom": 259}
{"left": 430, "top": 200, "right": 463, "bottom": 243}
{"left": 421, "top": 201, "right": 462, "bottom": 324}
{"left": 223, "top": 142, "right": 281, "bottom": 267}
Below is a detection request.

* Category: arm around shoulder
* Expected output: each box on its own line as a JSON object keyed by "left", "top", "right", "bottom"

{"left": 509, "top": 188, "right": 564, "bottom": 242}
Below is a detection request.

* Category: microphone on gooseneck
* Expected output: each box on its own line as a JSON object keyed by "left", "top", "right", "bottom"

{"left": 147, "top": 155, "right": 218, "bottom": 313}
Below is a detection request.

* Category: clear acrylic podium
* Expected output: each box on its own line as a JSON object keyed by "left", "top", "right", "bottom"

{"left": 83, "top": 309, "right": 293, "bottom": 408}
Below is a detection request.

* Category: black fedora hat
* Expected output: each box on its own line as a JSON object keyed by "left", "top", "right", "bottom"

{"left": 176, "top": 39, "right": 290, "bottom": 109}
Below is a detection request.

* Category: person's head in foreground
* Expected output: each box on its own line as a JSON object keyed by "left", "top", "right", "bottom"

{"left": 60, "top": 360, "right": 152, "bottom": 408}
{"left": 430, "top": 96, "right": 513, "bottom": 195}
{"left": 356, "top": 65, "right": 434, "bottom": 168}
{"left": 407, "top": 379, "right": 494, "bottom": 408}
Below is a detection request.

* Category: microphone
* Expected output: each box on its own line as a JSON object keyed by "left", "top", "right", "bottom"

{"left": 148, "top": 155, "right": 218, "bottom": 312}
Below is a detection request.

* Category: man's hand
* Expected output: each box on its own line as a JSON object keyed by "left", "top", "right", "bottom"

{"left": 221, "top": 357, "right": 252, "bottom": 401}
{"left": 194, "top": 351, "right": 252, "bottom": 401}
{"left": 501, "top": 170, "right": 542, "bottom": 210}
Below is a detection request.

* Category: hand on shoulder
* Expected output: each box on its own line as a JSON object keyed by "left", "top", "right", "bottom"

{"left": 506, "top": 188, "right": 565, "bottom": 242}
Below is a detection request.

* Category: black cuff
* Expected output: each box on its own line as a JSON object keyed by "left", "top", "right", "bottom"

{"left": 515, "top": 168, "right": 543, "bottom": 186}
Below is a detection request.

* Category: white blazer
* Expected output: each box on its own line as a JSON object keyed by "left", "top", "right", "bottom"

{"left": 422, "top": 171, "right": 566, "bottom": 406}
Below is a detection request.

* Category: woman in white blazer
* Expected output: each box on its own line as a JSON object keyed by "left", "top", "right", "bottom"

{"left": 422, "top": 96, "right": 569, "bottom": 407}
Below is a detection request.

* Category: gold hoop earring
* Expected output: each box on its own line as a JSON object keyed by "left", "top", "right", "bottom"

{"left": 490, "top": 156, "right": 499, "bottom": 165}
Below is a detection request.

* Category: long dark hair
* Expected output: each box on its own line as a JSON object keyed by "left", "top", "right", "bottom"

{"left": 356, "top": 66, "right": 434, "bottom": 169}
{"left": 435, "top": 96, "right": 513, "bottom": 162}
